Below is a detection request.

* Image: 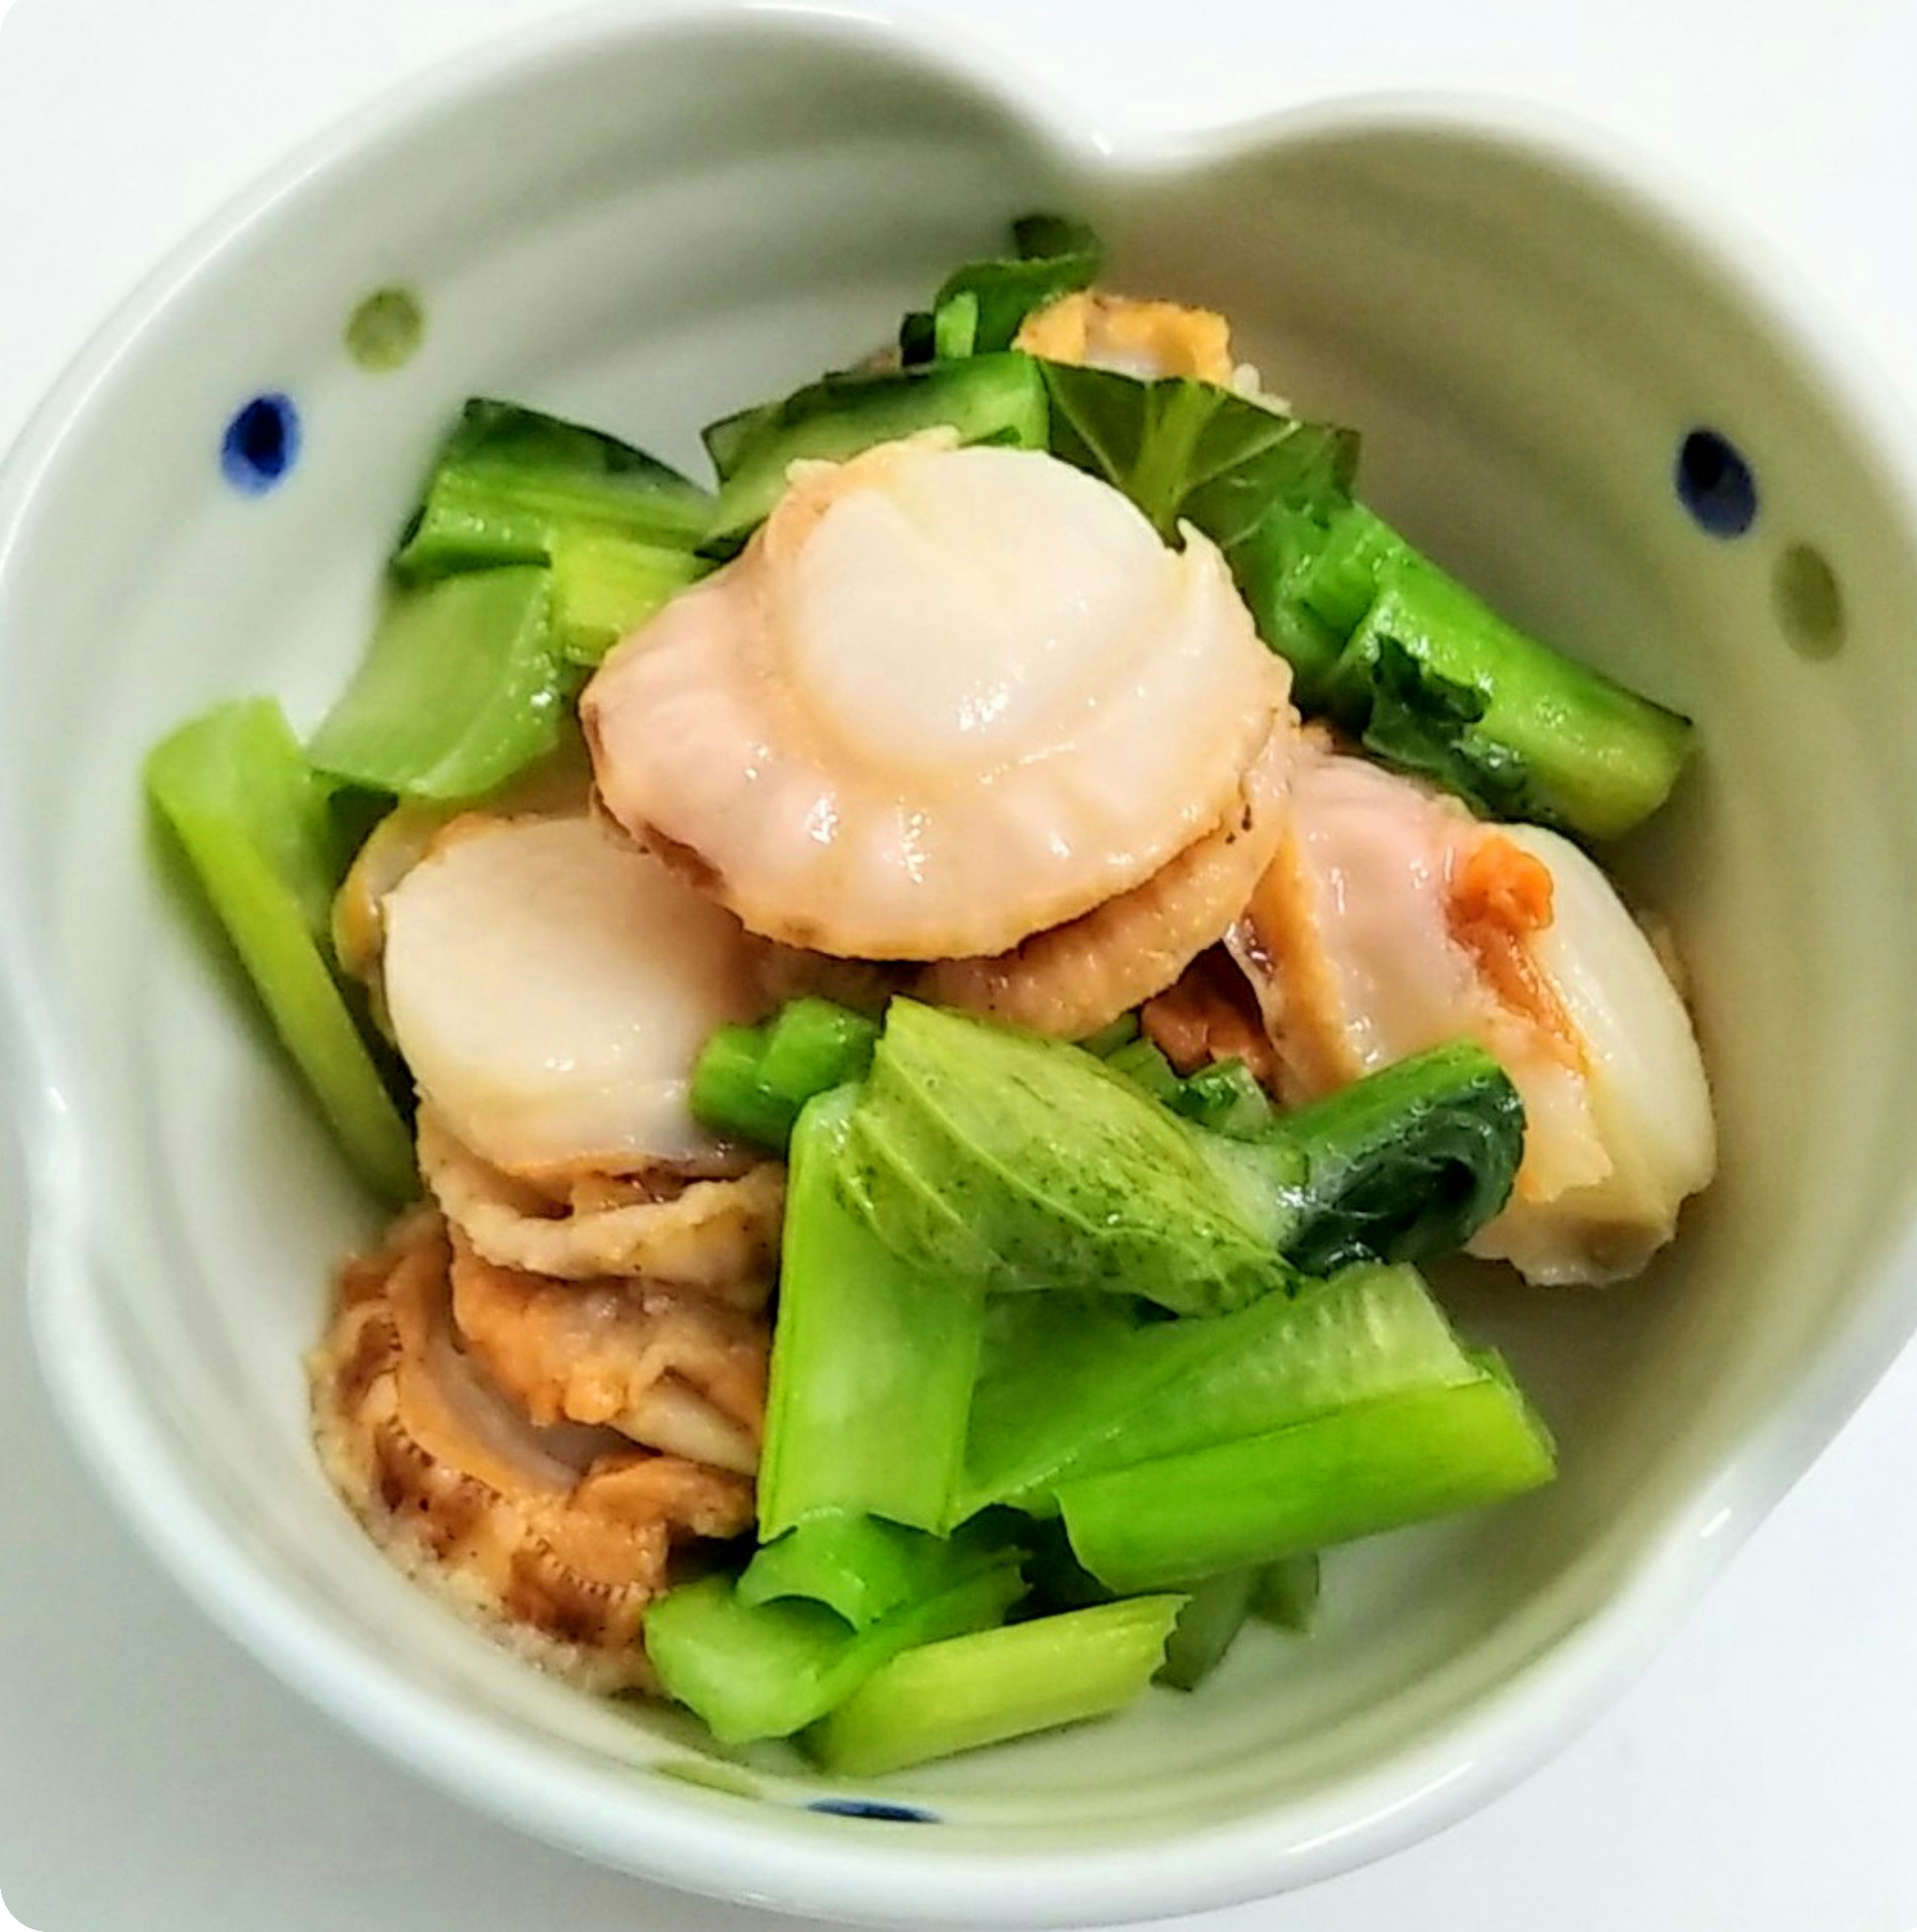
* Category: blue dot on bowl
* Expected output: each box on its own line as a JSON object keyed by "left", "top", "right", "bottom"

{"left": 807, "top": 1798, "right": 938, "bottom": 1824}
{"left": 1675, "top": 428, "right": 1757, "bottom": 538}
{"left": 221, "top": 393, "right": 301, "bottom": 494}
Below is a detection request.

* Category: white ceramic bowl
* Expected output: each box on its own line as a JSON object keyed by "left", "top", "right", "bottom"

{"left": 7, "top": 6, "right": 1917, "bottom": 1924}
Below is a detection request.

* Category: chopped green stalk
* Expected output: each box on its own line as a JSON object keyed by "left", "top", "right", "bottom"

{"left": 689, "top": 1000, "right": 881, "bottom": 1152}
{"left": 958, "top": 1262, "right": 1480, "bottom": 1522}
{"left": 1224, "top": 500, "right": 1350, "bottom": 709}
{"left": 1251, "top": 1554, "right": 1321, "bottom": 1634}
{"left": 393, "top": 398, "right": 711, "bottom": 576}
{"left": 1172, "top": 1058, "right": 1274, "bottom": 1138}
{"left": 1014, "top": 1516, "right": 1120, "bottom": 1617}
{"left": 1058, "top": 1361, "right": 1558, "bottom": 1592}
{"left": 1076, "top": 1013, "right": 1141, "bottom": 1058}
{"left": 1273, "top": 1039, "right": 1526, "bottom": 1275}
{"left": 933, "top": 290, "right": 980, "bottom": 361}
{"left": 1295, "top": 500, "right": 1412, "bottom": 636}
{"left": 550, "top": 533, "right": 706, "bottom": 665}
{"left": 739, "top": 1515, "right": 1012, "bottom": 1629}
{"left": 645, "top": 1563, "right": 1023, "bottom": 1746}
{"left": 1156, "top": 1569, "right": 1261, "bottom": 1691}
{"left": 307, "top": 566, "right": 561, "bottom": 802}
{"left": 1332, "top": 558, "right": 1694, "bottom": 838}
{"left": 804, "top": 1596, "right": 1184, "bottom": 1778}
{"left": 759, "top": 998, "right": 882, "bottom": 1107}
{"left": 688, "top": 1021, "right": 794, "bottom": 1147}
{"left": 145, "top": 701, "right": 415, "bottom": 1202}
{"left": 844, "top": 1002, "right": 1293, "bottom": 1318}
{"left": 706, "top": 353, "right": 1049, "bottom": 544}
{"left": 759, "top": 1089, "right": 985, "bottom": 1537}
{"left": 1103, "top": 1035, "right": 1181, "bottom": 1103}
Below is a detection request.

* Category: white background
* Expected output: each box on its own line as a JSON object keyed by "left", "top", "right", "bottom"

{"left": 4, "top": 1, "right": 1917, "bottom": 1928}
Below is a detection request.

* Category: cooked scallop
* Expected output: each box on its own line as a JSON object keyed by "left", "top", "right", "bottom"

{"left": 448, "top": 1229, "right": 769, "bottom": 1476}
{"left": 308, "top": 1210, "right": 753, "bottom": 1695}
{"left": 1014, "top": 290, "right": 1237, "bottom": 384}
{"left": 918, "top": 716, "right": 1292, "bottom": 1038}
{"left": 1228, "top": 737, "right": 1713, "bottom": 1282}
{"left": 381, "top": 813, "right": 765, "bottom": 1180}
{"left": 583, "top": 435, "right": 1290, "bottom": 960}
{"left": 417, "top": 1106, "right": 782, "bottom": 1304}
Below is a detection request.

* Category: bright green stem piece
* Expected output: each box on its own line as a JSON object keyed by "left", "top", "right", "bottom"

{"left": 1058, "top": 1362, "right": 1558, "bottom": 1592}
{"left": 957, "top": 1262, "right": 1478, "bottom": 1522}
{"left": 308, "top": 566, "right": 562, "bottom": 802}
{"left": 1156, "top": 1569, "right": 1261, "bottom": 1691}
{"left": 739, "top": 1515, "right": 1012, "bottom": 1630}
{"left": 644, "top": 1564, "right": 1023, "bottom": 1746}
{"left": 551, "top": 533, "right": 706, "bottom": 665}
{"left": 1251, "top": 1554, "right": 1322, "bottom": 1634}
{"left": 689, "top": 1000, "right": 881, "bottom": 1153}
{"left": 758, "top": 1089, "right": 986, "bottom": 1538}
{"left": 393, "top": 397, "right": 711, "bottom": 575}
{"left": 1333, "top": 553, "right": 1695, "bottom": 839}
{"left": 804, "top": 1596, "right": 1185, "bottom": 1778}
{"left": 145, "top": 701, "right": 415, "bottom": 1202}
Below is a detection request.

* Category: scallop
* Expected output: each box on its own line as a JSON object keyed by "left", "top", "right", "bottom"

{"left": 583, "top": 435, "right": 1290, "bottom": 960}
{"left": 381, "top": 813, "right": 765, "bottom": 1180}
{"left": 1228, "top": 738, "right": 1714, "bottom": 1283}
{"left": 308, "top": 1210, "right": 753, "bottom": 1695}
{"left": 1013, "top": 290, "right": 1237, "bottom": 384}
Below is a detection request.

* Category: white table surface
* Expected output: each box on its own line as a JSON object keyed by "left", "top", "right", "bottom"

{"left": 4, "top": 1, "right": 1917, "bottom": 1928}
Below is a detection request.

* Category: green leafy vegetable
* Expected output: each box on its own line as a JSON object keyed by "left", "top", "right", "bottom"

{"left": 1039, "top": 359, "right": 1356, "bottom": 550}
{"left": 1274, "top": 1038, "right": 1527, "bottom": 1275}
{"left": 550, "top": 532, "right": 706, "bottom": 666}
{"left": 689, "top": 998, "right": 880, "bottom": 1152}
{"left": 739, "top": 1515, "right": 1014, "bottom": 1630}
{"left": 803, "top": 1595, "right": 1184, "bottom": 1777}
{"left": 1156, "top": 1569, "right": 1262, "bottom": 1691}
{"left": 957, "top": 1262, "right": 1482, "bottom": 1522}
{"left": 307, "top": 566, "right": 563, "bottom": 802}
{"left": 1251, "top": 1554, "right": 1321, "bottom": 1634}
{"left": 758, "top": 1087, "right": 985, "bottom": 1538}
{"left": 643, "top": 1562, "right": 1024, "bottom": 1746}
{"left": 704, "top": 353, "right": 1049, "bottom": 545}
{"left": 900, "top": 213, "right": 1105, "bottom": 366}
{"left": 933, "top": 289, "right": 980, "bottom": 361}
{"left": 145, "top": 701, "right": 414, "bottom": 1202}
{"left": 1058, "top": 1358, "right": 1557, "bottom": 1592}
{"left": 392, "top": 398, "right": 711, "bottom": 576}
{"left": 843, "top": 1002, "right": 1296, "bottom": 1318}
{"left": 1331, "top": 558, "right": 1695, "bottom": 838}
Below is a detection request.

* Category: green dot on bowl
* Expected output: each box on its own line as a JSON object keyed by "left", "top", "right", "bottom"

{"left": 345, "top": 286, "right": 425, "bottom": 372}
{"left": 1774, "top": 541, "right": 1844, "bottom": 658}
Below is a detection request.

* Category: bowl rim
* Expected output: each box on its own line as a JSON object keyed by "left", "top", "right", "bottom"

{"left": 8, "top": 2, "right": 1917, "bottom": 1923}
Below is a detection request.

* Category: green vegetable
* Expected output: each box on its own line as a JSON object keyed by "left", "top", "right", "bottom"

{"left": 1038, "top": 359, "right": 1356, "bottom": 555}
{"left": 1274, "top": 1038, "right": 1527, "bottom": 1276}
{"left": 957, "top": 1262, "right": 1482, "bottom": 1522}
{"left": 803, "top": 1595, "right": 1184, "bottom": 1777}
{"left": 904, "top": 212, "right": 1105, "bottom": 361}
{"left": 688, "top": 998, "right": 881, "bottom": 1152}
{"left": 1251, "top": 1554, "right": 1321, "bottom": 1634}
{"left": 1331, "top": 556, "right": 1695, "bottom": 839}
{"left": 1102, "top": 1034, "right": 1182, "bottom": 1104}
{"left": 1075, "top": 1013, "right": 1141, "bottom": 1058}
{"left": 307, "top": 566, "right": 562, "bottom": 802}
{"left": 739, "top": 1515, "right": 1013, "bottom": 1630}
{"left": 705, "top": 353, "right": 1049, "bottom": 545}
{"left": 933, "top": 289, "right": 980, "bottom": 362}
{"left": 644, "top": 1562, "right": 1023, "bottom": 1746}
{"left": 1058, "top": 1359, "right": 1557, "bottom": 1592}
{"left": 1156, "top": 1569, "right": 1261, "bottom": 1691}
{"left": 550, "top": 532, "right": 706, "bottom": 666}
{"left": 843, "top": 1001, "right": 1294, "bottom": 1318}
{"left": 1171, "top": 1057, "right": 1274, "bottom": 1138}
{"left": 1013, "top": 1516, "right": 1120, "bottom": 1617}
{"left": 758, "top": 1088, "right": 985, "bottom": 1538}
{"left": 145, "top": 701, "right": 414, "bottom": 1202}
{"left": 393, "top": 398, "right": 711, "bottom": 576}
